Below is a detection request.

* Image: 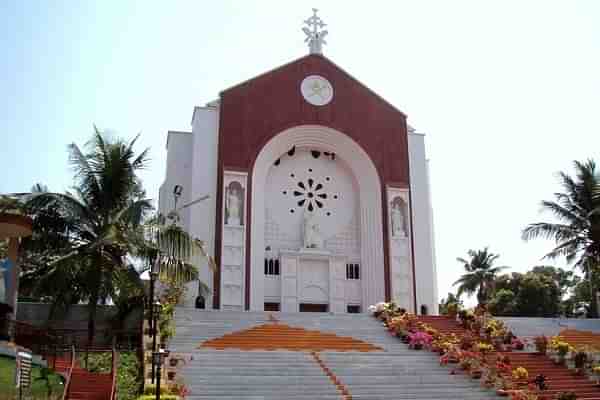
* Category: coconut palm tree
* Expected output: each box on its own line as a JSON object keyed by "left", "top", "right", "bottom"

{"left": 16, "top": 130, "right": 212, "bottom": 340}
{"left": 522, "top": 159, "right": 600, "bottom": 317}
{"left": 24, "top": 130, "right": 152, "bottom": 340}
{"left": 454, "top": 248, "right": 508, "bottom": 305}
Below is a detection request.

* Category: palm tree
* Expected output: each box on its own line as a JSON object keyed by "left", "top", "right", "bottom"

{"left": 454, "top": 248, "right": 507, "bottom": 305}
{"left": 24, "top": 130, "right": 152, "bottom": 340}
{"left": 16, "top": 130, "right": 212, "bottom": 341}
{"left": 522, "top": 159, "right": 600, "bottom": 317}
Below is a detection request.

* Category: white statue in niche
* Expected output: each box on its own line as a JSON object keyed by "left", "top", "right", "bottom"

{"left": 391, "top": 202, "right": 407, "bottom": 237}
{"left": 226, "top": 187, "right": 242, "bottom": 225}
{"left": 302, "top": 211, "right": 324, "bottom": 249}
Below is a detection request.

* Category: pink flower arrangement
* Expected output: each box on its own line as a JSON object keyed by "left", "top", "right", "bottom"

{"left": 511, "top": 337, "right": 525, "bottom": 350}
{"left": 409, "top": 331, "right": 433, "bottom": 349}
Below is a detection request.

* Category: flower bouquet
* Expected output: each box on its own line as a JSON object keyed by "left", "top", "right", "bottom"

{"left": 551, "top": 337, "right": 573, "bottom": 365}
{"left": 408, "top": 331, "right": 432, "bottom": 350}
{"left": 476, "top": 342, "right": 494, "bottom": 355}
{"left": 512, "top": 366, "right": 529, "bottom": 388}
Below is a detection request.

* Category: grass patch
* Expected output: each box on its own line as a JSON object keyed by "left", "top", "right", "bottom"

{"left": 0, "top": 355, "right": 64, "bottom": 399}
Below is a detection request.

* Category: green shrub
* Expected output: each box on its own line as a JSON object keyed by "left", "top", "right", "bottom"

{"left": 117, "top": 352, "right": 142, "bottom": 400}
{"left": 143, "top": 384, "right": 169, "bottom": 395}
{"left": 557, "top": 392, "right": 577, "bottom": 400}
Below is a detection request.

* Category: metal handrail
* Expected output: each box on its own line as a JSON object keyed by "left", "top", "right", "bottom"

{"left": 62, "top": 345, "right": 76, "bottom": 400}
{"left": 110, "top": 346, "right": 119, "bottom": 400}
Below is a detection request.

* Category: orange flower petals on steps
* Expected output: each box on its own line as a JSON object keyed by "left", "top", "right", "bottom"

{"left": 199, "top": 322, "right": 382, "bottom": 352}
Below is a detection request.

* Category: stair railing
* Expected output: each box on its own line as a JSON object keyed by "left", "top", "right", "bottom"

{"left": 110, "top": 344, "right": 119, "bottom": 400}
{"left": 61, "top": 345, "right": 76, "bottom": 400}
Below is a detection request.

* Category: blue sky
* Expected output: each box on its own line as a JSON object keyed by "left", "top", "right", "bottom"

{"left": 1, "top": 1, "right": 599, "bottom": 302}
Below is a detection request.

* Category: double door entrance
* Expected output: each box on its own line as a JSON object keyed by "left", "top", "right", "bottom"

{"left": 299, "top": 303, "right": 328, "bottom": 312}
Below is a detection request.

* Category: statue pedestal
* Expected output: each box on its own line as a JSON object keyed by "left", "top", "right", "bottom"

{"left": 297, "top": 248, "right": 332, "bottom": 257}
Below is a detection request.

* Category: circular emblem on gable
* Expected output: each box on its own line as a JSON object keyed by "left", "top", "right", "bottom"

{"left": 300, "top": 75, "right": 333, "bottom": 106}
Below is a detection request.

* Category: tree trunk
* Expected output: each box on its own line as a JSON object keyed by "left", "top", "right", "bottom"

{"left": 477, "top": 282, "right": 485, "bottom": 306}
{"left": 589, "top": 268, "right": 598, "bottom": 318}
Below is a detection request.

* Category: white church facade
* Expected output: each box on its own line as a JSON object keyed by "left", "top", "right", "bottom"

{"left": 159, "top": 12, "right": 438, "bottom": 314}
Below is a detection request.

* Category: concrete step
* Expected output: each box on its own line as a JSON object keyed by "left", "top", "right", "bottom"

{"left": 171, "top": 309, "right": 503, "bottom": 399}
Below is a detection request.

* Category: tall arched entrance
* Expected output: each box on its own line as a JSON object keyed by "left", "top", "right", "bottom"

{"left": 249, "top": 125, "right": 386, "bottom": 312}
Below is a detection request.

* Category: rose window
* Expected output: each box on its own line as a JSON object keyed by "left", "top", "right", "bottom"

{"left": 293, "top": 178, "right": 327, "bottom": 212}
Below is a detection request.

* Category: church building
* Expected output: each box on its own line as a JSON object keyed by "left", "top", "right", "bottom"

{"left": 159, "top": 10, "right": 438, "bottom": 315}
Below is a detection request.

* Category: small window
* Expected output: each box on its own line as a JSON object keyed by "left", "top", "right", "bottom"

{"left": 264, "top": 302, "right": 280, "bottom": 311}
{"left": 264, "top": 258, "right": 280, "bottom": 275}
{"left": 346, "top": 263, "right": 360, "bottom": 280}
{"left": 420, "top": 305, "right": 429, "bottom": 316}
{"left": 347, "top": 304, "right": 361, "bottom": 314}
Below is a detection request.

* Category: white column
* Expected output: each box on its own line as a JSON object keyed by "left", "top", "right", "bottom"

{"left": 387, "top": 187, "right": 415, "bottom": 313}
{"left": 280, "top": 252, "right": 299, "bottom": 312}
{"left": 220, "top": 171, "right": 247, "bottom": 311}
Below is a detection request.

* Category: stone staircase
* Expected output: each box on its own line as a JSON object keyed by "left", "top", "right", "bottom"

{"left": 171, "top": 309, "right": 498, "bottom": 399}
{"left": 416, "top": 315, "right": 600, "bottom": 400}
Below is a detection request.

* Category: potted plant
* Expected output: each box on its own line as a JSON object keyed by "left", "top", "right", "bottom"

{"left": 592, "top": 365, "right": 600, "bottom": 385}
{"left": 574, "top": 351, "right": 587, "bottom": 375}
{"left": 512, "top": 366, "right": 529, "bottom": 387}
{"left": 482, "top": 367, "right": 498, "bottom": 389}
{"left": 470, "top": 369, "right": 483, "bottom": 379}
{"left": 495, "top": 376, "right": 513, "bottom": 396}
{"left": 496, "top": 355, "right": 512, "bottom": 375}
{"left": 511, "top": 338, "right": 525, "bottom": 351}
{"left": 476, "top": 342, "right": 494, "bottom": 356}
{"left": 556, "top": 392, "right": 577, "bottom": 400}
{"left": 408, "top": 331, "right": 432, "bottom": 350}
{"left": 533, "top": 335, "right": 548, "bottom": 355}
{"left": 398, "top": 329, "right": 410, "bottom": 343}
{"left": 556, "top": 341, "right": 571, "bottom": 365}
{"left": 368, "top": 302, "right": 387, "bottom": 318}
{"left": 458, "top": 310, "right": 474, "bottom": 329}
{"left": 470, "top": 359, "right": 483, "bottom": 379}
{"left": 447, "top": 302, "right": 459, "bottom": 319}
{"left": 503, "top": 331, "right": 516, "bottom": 345}
{"left": 533, "top": 374, "right": 547, "bottom": 391}
{"left": 460, "top": 358, "right": 473, "bottom": 371}
{"left": 460, "top": 332, "right": 475, "bottom": 350}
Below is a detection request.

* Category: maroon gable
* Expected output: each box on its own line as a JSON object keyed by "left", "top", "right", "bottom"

{"left": 213, "top": 54, "right": 411, "bottom": 309}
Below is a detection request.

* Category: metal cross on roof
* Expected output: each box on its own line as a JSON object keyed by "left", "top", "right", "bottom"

{"left": 302, "top": 8, "right": 328, "bottom": 55}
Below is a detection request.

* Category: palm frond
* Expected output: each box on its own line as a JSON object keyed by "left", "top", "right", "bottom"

{"left": 522, "top": 222, "right": 579, "bottom": 242}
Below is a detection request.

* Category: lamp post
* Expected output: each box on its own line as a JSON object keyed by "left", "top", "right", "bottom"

{"left": 152, "top": 347, "right": 170, "bottom": 400}
{"left": 149, "top": 258, "right": 159, "bottom": 383}
{"left": 151, "top": 300, "right": 162, "bottom": 384}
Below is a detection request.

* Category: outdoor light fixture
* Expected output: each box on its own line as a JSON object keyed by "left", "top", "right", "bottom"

{"left": 150, "top": 299, "right": 162, "bottom": 384}
{"left": 173, "top": 185, "right": 183, "bottom": 196}
{"left": 172, "top": 185, "right": 184, "bottom": 216}
{"left": 153, "top": 347, "right": 170, "bottom": 400}
{"left": 153, "top": 300, "right": 163, "bottom": 319}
